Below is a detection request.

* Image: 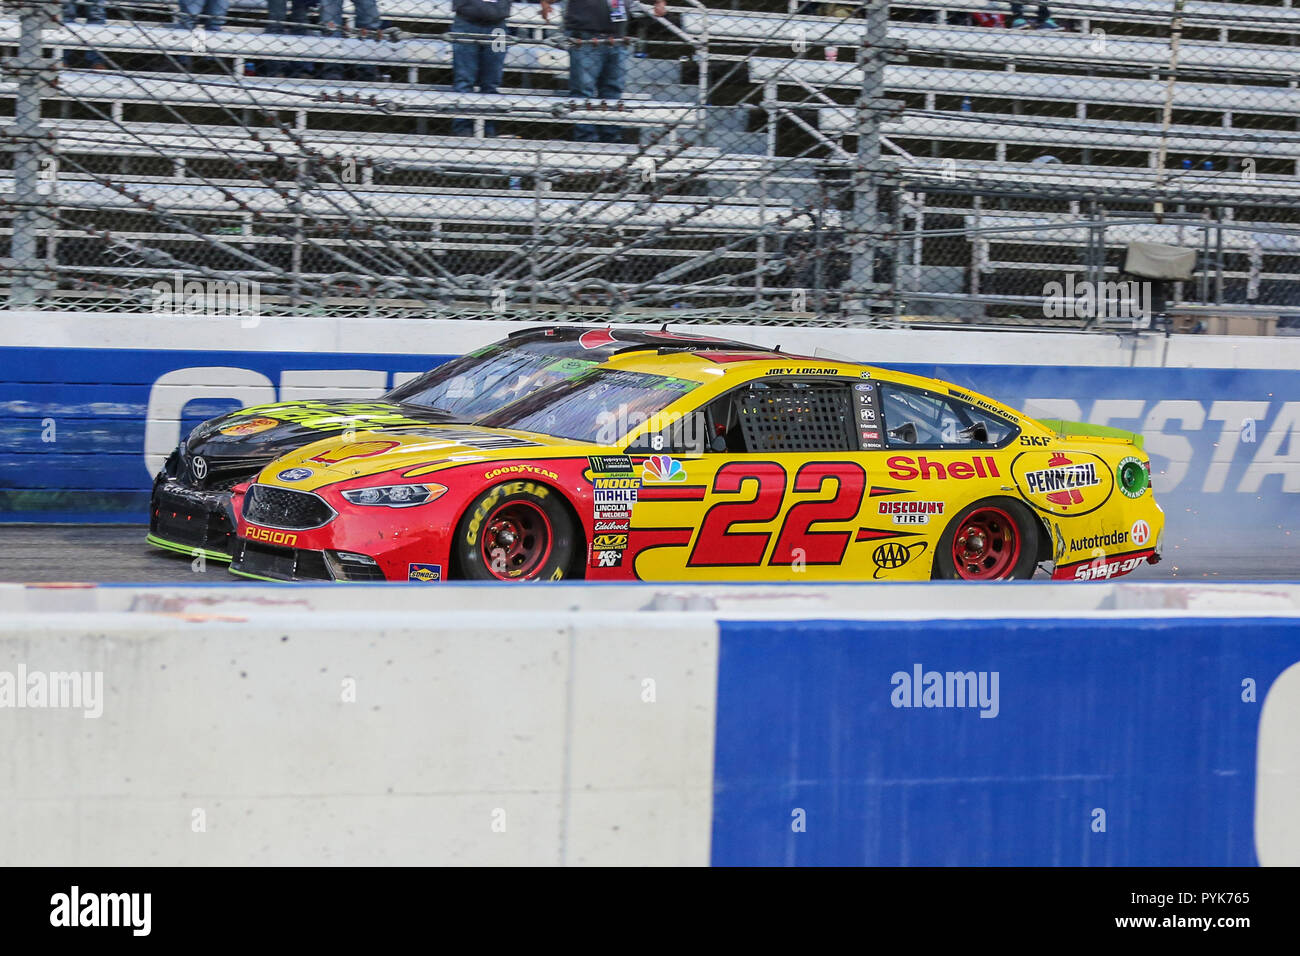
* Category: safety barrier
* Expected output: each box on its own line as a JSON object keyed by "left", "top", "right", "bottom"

{"left": 1, "top": 580, "right": 1297, "bottom": 865}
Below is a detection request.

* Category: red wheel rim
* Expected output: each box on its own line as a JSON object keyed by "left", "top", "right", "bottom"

{"left": 481, "top": 501, "right": 553, "bottom": 580}
{"left": 951, "top": 506, "right": 1021, "bottom": 580}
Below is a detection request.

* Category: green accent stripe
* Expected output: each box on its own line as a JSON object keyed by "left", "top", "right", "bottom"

{"left": 146, "top": 533, "right": 232, "bottom": 563}
{"left": 226, "top": 566, "right": 288, "bottom": 583}
{"left": 1037, "top": 419, "right": 1145, "bottom": 450}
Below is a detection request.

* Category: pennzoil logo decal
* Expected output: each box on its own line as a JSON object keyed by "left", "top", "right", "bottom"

{"left": 1011, "top": 451, "right": 1115, "bottom": 517}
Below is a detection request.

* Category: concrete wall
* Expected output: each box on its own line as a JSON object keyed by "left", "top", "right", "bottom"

{"left": 2, "top": 581, "right": 1298, "bottom": 866}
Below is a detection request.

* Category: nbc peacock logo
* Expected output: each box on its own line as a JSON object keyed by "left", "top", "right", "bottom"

{"left": 642, "top": 455, "right": 687, "bottom": 483}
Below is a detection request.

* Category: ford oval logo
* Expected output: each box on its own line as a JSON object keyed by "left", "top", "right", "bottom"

{"left": 191, "top": 456, "right": 208, "bottom": 480}
{"left": 277, "top": 468, "right": 313, "bottom": 481}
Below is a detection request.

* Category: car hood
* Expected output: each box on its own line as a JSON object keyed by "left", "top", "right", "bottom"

{"left": 253, "top": 424, "right": 594, "bottom": 492}
{"left": 185, "top": 400, "right": 459, "bottom": 463}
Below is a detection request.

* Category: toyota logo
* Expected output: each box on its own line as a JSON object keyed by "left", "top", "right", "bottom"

{"left": 191, "top": 456, "right": 208, "bottom": 481}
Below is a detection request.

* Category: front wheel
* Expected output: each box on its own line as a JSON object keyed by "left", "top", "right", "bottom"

{"left": 932, "top": 497, "right": 1040, "bottom": 581}
{"left": 454, "top": 481, "right": 576, "bottom": 581}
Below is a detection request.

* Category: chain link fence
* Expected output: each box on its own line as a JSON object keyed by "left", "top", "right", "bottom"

{"left": 2, "top": 0, "right": 1299, "bottom": 327}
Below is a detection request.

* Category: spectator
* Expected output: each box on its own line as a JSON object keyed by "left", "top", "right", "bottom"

{"left": 450, "top": 0, "right": 512, "bottom": 137}
{"left": 970, "top": 2, "right": 1005, "bottom": 28}
{"left": 319, "top": 0, "right": 382, "bottom": 81}
{"left": 541, "top": 0, "right": 667, "bottom": 143}
{"left": 62, "top": 2, "right": 107, "bottom": 70}
{"left": 176, "top": 0, "right": 229, "bottom": 33}
{"left": 1008, "top": 4, "right": 1061, "bottom": 30}
{"left": 261, "top": 0, "right": 316, "bottom": 78}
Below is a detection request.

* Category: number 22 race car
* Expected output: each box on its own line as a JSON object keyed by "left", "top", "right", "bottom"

{"left": 227, "top": 349, "right": 1164, "bottom": 584}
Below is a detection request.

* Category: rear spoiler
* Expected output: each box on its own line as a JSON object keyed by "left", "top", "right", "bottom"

{"left": 1036, "top": 419, "right": 1145, "bottom": 450}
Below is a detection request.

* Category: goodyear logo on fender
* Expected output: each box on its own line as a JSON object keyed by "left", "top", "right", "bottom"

{"left": 593, "top": 533, "right": 629, "bottom": 551}
{"left": 466, "top": 482, "right": 549, "bottom": 546}
{"left": 485, "top": 464, "right": 559, "bottom": 482}
{"left": 246, "top": 525, "right": 298, "bottom": 546}
{"left": 1012, "top": 451, "right": 1115, "bottom": 517}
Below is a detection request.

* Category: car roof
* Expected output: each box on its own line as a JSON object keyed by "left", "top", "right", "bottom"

{"left": 505, "top": 325, "right": 778, "bottom": 358}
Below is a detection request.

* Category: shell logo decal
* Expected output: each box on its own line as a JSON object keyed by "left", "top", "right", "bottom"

{"left": 1011, "top": 451, "right": 1115, "bottom": 517}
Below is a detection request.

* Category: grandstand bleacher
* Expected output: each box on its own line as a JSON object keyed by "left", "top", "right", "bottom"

{"left": 3, "top": 1, "right": 1299, "bottom": 324}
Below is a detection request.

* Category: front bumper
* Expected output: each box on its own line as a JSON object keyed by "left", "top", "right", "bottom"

{"left": 229, "top": 538, "right": 387, "bottom": 582}
{"left": 149, "top": 476, "right": 239, "bottom": 561}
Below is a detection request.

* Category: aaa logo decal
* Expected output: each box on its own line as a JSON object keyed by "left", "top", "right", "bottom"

{"left": 872, "top": 541, "right": 929, "bottom": 578}
{"left": 1011, "top": 451, "right": 1115, "bottom": 517}
{"left": 642, "top": 455, "right": 687, "bottom": 483}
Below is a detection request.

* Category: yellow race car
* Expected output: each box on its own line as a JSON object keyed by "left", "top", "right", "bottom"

{"left": 227, "top": 347, "right": 1164, "bottom": 583}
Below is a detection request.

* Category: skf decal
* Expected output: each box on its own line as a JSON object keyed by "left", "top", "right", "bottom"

{"left": 872, "top": 541, "right": 929, "bottom": 578}
{"left": 886, "top": 456, "right": 1000, "bottom": 481}
{"left": 485, "top": 464, "right": 560, "bottom": 482}
{"left": 407, "top": 563, "right": 442, "bottom": 583}
{"left": 220, "top": 417, "right": 279, "bottom": 436}
{"left": 642, "top": 455, "right": 686, "bottom": 483}
{"left": 1019, "top": 435, "right": 1052, "bottom": 446}
{"left": 878, "top": 500, "right": 945, "bottom": 525}
{"left": 246, "top": 526, "right": 298, "bottom": 546}
{"left": 309, "top": 440, "right": 401, "bottom": 464}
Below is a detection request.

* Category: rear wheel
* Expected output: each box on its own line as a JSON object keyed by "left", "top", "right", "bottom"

{"left": 933, "top": 497, "right": 1040, "bottom": 581}
{"left": 454, "top": 482, "right": 576, "bottom": 581}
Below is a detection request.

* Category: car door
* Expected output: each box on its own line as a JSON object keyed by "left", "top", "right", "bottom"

{"left": 628, "top": 374, "right": 872, "bottom": 582}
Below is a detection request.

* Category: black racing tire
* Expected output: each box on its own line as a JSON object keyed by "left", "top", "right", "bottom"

{"left": 453, "top": 481, "right": 576, "bottom": 582}
{"left": 932, "top": 496, "right": 1041, "bottom": 581}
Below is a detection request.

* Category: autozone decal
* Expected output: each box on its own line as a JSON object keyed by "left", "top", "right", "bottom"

{"left": 1024, "top": 462, "right": 1101, "bottom": 496}
{"left": 246, "top": 525, "right": 298, "bottom": 546}
{"left": 886, "top": 456, "right": 1000, "bottom": 481}
{"left": 878, "top": 500, "right": 944, "bottom": 525}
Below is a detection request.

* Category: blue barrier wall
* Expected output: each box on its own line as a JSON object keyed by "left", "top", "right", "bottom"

{"left": 1, "top": 344, "right": 1297, "bottom": 561}
{"left": 711, "top": 616, "right": 1300, "bottom": 866}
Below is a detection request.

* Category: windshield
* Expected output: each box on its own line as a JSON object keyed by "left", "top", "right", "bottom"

{"left": 384, "top": 345, "right": 600, "bottom": 418}
{"left": 476, "top": 368, "right": 701, "bottom": 443}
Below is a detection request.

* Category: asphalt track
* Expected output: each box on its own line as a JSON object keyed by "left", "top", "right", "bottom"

{"left": 0, "top": 524, "right": 1295, "bottom": 583}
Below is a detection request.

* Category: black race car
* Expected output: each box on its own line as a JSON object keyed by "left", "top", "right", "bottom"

{"left": 148, "top": 325, "right": 775, "bottom": 560}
